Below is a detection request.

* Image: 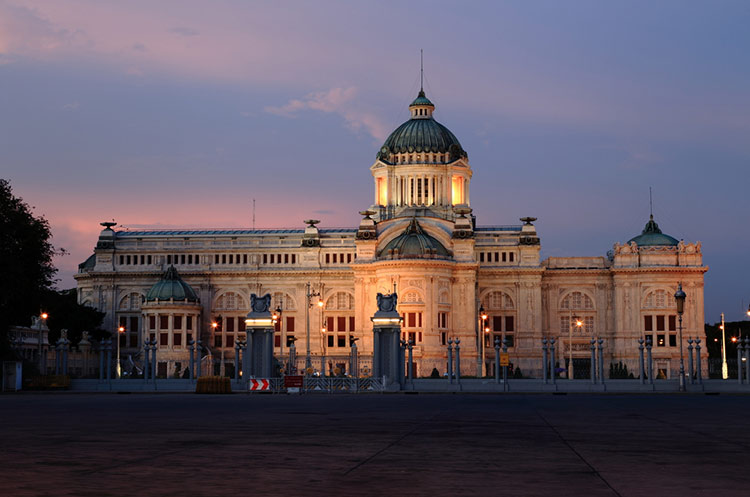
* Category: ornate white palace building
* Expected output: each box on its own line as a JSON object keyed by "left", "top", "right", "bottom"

{"left": 75, "top": 88, "right": 707, "bottom": 379}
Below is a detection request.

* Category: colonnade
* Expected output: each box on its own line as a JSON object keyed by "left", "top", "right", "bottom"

{"left": 378, "top": 174, "right": 468, "bottom": 207}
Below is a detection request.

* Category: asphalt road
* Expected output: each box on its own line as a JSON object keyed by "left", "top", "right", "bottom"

{"left": 2, "top": 393, "right": 749, "bottom": 496}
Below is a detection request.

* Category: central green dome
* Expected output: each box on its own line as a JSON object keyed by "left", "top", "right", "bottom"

{"left": 377, "top": 90, "right": 467, "bottom": 162}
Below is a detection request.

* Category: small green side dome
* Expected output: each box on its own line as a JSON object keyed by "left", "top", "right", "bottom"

{"left": 628, "top": 215, "right": 679, "bottom": 247}
{"left": 145, "top": 266, "right": 199, "bottom": 302}
{"left": 378, "top": 218, "right": 452, "bottom": 260}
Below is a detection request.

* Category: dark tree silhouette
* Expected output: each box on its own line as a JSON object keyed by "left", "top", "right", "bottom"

{"left": 0, "top": 179, "right": 57, "bottom": 358}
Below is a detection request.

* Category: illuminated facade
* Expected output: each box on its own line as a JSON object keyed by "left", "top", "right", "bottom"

{"left": 75, "top": 89, "right": 707, "bottom": 379}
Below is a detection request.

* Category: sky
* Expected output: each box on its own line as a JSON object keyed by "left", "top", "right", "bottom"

{"left": 1, "top": 0, "right": 749, "bottom": 322}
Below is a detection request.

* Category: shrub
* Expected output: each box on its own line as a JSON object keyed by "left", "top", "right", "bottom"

{"left": 196, "top": 376, "right": 231, "bottom": 394}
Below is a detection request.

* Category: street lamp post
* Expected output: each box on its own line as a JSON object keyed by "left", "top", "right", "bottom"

{"left": 37, "top": 312, "right": 48, "bottom": 373}
{"left": 479, "top": 306, "right": 487, "bottom": 378}
{"left": 212, "top": 321, "right": 222, "bottom": 377}
{"left": 569, "top": 316, "right": 582, "bottom": 380}
{"left": 675, "top": 283, "right": 687, "bottom": 392}
{"left": 274, "top": 301, "right": 283, "bottom": 368}
{"left": 305, "top": 282, "right": 321, "bottom": 371}
{"left": 117, "top": 325, "right": 125, "bottom": 378}
{"left": 720, "top": 313, "right": 728, "bottom": 379}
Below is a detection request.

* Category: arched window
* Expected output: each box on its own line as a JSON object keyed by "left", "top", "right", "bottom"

{"left": 642, "top": 289, "right": 678, "bottom": 348}
{"left": 483, "top": 291, "right": 514, "bottom": 310}
{"left": 215, "top": 292, "right": 246, "bottom": 311}
{"left": 323, "top": 291, "right": 355, "bottom": 349}
{"left": 481, "top": 291, "right": 516, "bottom": 347}
{"left": 119, "top": 292, "right": 142, "bottom": 311}
{"left": 271, "top": 292, "right": 296, "bottom": 311}
{"left": 560, "top": 291, "right": 593, "bottom": 310}
{"left": 559, "top": 291, "right": 595, "bottom": 335}
{"left": 402, "top": 291, "right": 423, "bottom": 304}
{"left": 643, "top": 289, "right": 675, "bottom": 309}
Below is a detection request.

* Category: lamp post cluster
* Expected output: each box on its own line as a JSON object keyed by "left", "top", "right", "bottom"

{"left": 305, "top": 282, "right": 322, "bottom": 371}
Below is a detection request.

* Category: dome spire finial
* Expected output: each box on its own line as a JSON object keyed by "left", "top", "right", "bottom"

{"left": 420, "top": 48, "right": 424, "bottom": 94}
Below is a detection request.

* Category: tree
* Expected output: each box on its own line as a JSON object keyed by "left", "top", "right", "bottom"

{"left": 42, "top": 289, "right": 106, "bottom": 346}
{"left": 0, "top": 179, "right": 57, "bottom": 358}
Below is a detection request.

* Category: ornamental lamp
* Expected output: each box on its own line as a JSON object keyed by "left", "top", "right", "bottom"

{"left": 674, "top": 284, "right": 687, "bottom": 315}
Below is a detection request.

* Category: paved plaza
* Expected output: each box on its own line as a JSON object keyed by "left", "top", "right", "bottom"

{"left": 2, "top": 393, "right": 749, "bottom": 496}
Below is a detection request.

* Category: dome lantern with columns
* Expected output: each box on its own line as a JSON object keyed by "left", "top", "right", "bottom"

{"left": 370, "top": 88, "right": 472, "bottom": 222}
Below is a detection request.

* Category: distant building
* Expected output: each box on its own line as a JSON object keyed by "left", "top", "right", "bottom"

{"left": 75, "top": 88, "right": 707, "bottom": 379}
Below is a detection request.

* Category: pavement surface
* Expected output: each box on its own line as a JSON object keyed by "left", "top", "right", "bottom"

{"left": 2, "top": 393, "right": 749, "bottom": 496}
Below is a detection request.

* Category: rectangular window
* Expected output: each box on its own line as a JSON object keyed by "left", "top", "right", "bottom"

{"left": 186, "top": 316, "right": 193, "bottom": 330}
{"left": 238, "top": 319, "right": 245, "bottom": 332}
{"left": 337, "top": 336, "right": 346, "bottom": 348}
{"left": 274, "top": 319, "right": 281, "bottom": 332}
{"left": 408, "top": 313, "right": 416, "bottom": 327}
{"left": 188, "top": 255, "right": 192, "bottom": 264}
{"left": 509, "top": 253, "right": 515, "bottom": 262}
{"left": 263, "top": 254, "right": 268, "bottom": 264}
{"left": 229, "top": 254, "right": 233, "bottom": 264}
{"left": 418, "top": 312, "right": 422, "bottom": 327}
{"left": 656, "top": 315, "right": 665, "bottom": 331}
{"left": 327, "top": 316, "right": 334, "bottom": 332}
{"left": 226, "top": 335, "right": 234, "bottom": 348}
{"left": 195, "top": 254, "right": 199, "bottom": 264}
{"left": 166, "top": 255, "right": 171, "bottom": 264}
{"left": 130, "top": 316, "right": 139, "bottom": 333}
{"left": 493, "top": 316, "right": 503, "bottom": 332}
{"left": 284, "top": 254, "right": 289, "bottom": 264}
{"left": 441, "top": 332, "right": 447, "bottom": 345}
{"left": 243, "top": 254, "right": 248, "bottom": 264}
{"left": 506, "top": 335, "right": 515, "bottom": 347}
{"left": 418, "top": 332, "right": 423, "bottom": 342}
{"left": 147, "top": 255, "right": 152, "bottom": 264}
{"left": 644, "top": 315, "right": 653, "bottom": 332}
{"left": 140, "top": 255, "right": 145, "bottom": 264}
{"left": 181, "top": 254, "right": 186, "bottom": 264}
{"left": 215, "top": 335, "right": 222, "bottom": 348}
{"left": 669, "top": 334, "right": 677, "bottom": 347}
{"left": 645, "top": 334, "right": 653, "bottom": 346}
{"left": 505, "top": 316, "right": 514, "bottom": 332}
{"left": 657, "top": 334, "right": 666, "bottom": 347}
{"left": 215, "top": 254, "right": 219, "bottom": 264}
{"left": 174, "top": 315, "right": 183, "bottom": 329}
{"left": 287, "top": 316, "right": 295, "bottom": 332}
{"left": 119, "top": 334, "right": 126, "bottom": 347}
{"left": 502, "top": 252, "right": 506, "bottom": 262}
{"left": 286, "top": 335, "right": 296, "bottom": 347}
{"left": 149, "top": 315, "right": 156, "bottom": 330}
{"left": 338, "top": 316, "right": 346, "bottom": 332}
{"left": 222, "top": 254, "right": 226, "bottom": 264}
{"left": 160, "top": 333, "right": 168, "bottom": 346}
{"left": 325, "top": 254, "right": 330, "bottom": 264}
{"left": 226, "top": 317, "right": 235, "bottom": 332}
{"left": 349, "top": 316, "right": 355, "bottom": 332}
{"left": 327, "top": 335, "right": 334, "bottom": 347}
{"left": 159, "top": 316, "right": 168, "bottom": 330}
{"left": 292, "top": 254, "right": 296, "bottom": 264}
{"left": 236, "top": 254, "right": 240, "bottom": 264}
{"left": 668, "top": 315, "right": 677, "bottom": 331}
{"left": 174, "top": 333, "right": 182, "bottom": 347}
{"left": 333, "top": 253, "right": 337, "bottom": 263}
{"left": 347, "top": 254, "right": 352, "bottom": 263}
{"left": 274, "top": 335, "right": 281, "bottom": 348}
{"left": 119, "top": 255, "right": 124, "bottom": 265}
{"left": 480, "top": 253, "right": 485, "bottom": 263}
{"left": 494, "top": 252, "right": 499, "bottom": 262}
